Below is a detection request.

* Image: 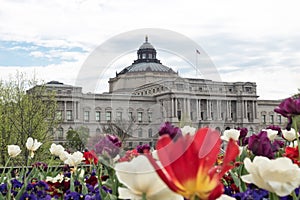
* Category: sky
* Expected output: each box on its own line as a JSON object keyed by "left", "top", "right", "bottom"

{"left": 0, "top": 0, "right": 300, "bottom": 100}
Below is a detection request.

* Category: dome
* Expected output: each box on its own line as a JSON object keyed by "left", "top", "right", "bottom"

{"left": 138, "top": 35, "right": 154, "bottom": 50}
{"left": 117, "top": 37, "right": 177, "bottom": 76}
{"left": 119, "top": 62, "right": 175, "bottom": 74}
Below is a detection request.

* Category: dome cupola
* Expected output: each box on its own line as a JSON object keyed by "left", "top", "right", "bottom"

{"left": 136, "top": 36, "right": 157, "bottom": 62}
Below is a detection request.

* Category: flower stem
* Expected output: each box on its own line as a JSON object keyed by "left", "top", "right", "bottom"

{"left": 269, "top": 192, "right": 279, "bottom": 200}
{"left": 142, "top": 192, "right": 147, "bottom": 200}
{"left": 291, "top": 191, "right": 298, "bottom": 200}
{"left": 292, "top": 116, "right": 300, "bottom": 159}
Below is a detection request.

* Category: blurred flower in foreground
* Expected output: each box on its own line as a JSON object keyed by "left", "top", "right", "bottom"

{"left": 7, "top": 145, "right": 21, "bottom": 158}
{"left": 148, "top": 127, "right": 239, "bottom": 200}
{"left": 241, "top": 156, "right": 300, "bottom": 197}
{"left": 95, "top": 134, "right": 122, "bottom": 158}
{"left": 26, "top": 137, "right": 42, "bottom": 158}
{"left": 221, "top": 129, "right": 240, "bottom": 141}
{"left": 115, "top": 155, "right": 183, "bottom": 200}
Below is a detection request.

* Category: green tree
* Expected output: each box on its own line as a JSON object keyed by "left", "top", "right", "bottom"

{"left": 0, "top": 73, "right": 58, "bottom": 165}
{"left": 65, "top": 127, "right": 89, "bottom": 152}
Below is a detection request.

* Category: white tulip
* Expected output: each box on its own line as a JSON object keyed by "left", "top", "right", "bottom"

{"left": 282, "top": 128, "right": 298, "bottom": 142}
{"left": 181, "top": 126, "right": 196, "bottom": 136}
{"left": 221, "top": 129, "right": 240, "bottom": 141}
{"left": 64, "top": 151, "right": 84, "bottom": 167}
{"left": 49, "top": 143, "right": 65, "bottom": 156}
{"left": 241, "top": 156, "right": 300, "bottom": 197}
{"left": 59, "top": 151, "right": 70, "bottom": 162}
{"left": 262, "top": 129, "right": 278, "bottom": 141}
{"left": 115, "top": 155, "right": 183, "bottom": 200}
{"left": 7, "top": 145, "right": 21, "bottom": 158}
{"left": 26, "top": 137, "right": 42, "bottom": 158}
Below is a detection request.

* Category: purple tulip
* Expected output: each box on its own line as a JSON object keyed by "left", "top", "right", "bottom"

{"left": 158, "top": 122, "right": 182, "bottom": 140}
{"left": 248, "top": 131, "right": 274, "bottom": 159}
{"left": 136, "top": 144, "right": 151, "bottom": 153}
{"left": 274, "top": 97, "right": 300, "bottom": 130}
{"left": 94, "top": 134, "right": 122, "bottom": 157}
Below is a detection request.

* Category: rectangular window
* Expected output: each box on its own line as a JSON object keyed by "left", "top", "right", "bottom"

{"left": 270, "top": 115, "right": 274, "bottom": 124}
{"left": 128, "top": 142, "right": 133, "bottom": 147}
{"left": 66, "top": 110, "right": 72, "bottom": 121}
{"left": 106, "top": 111, "right": 112, "bottom": 122}
{"left": 138, "top": 112, "right": 143, "bottom": 122}
{"left": 84, "top": 111, "right": 90, "bottom": 122}
{"left": 95, "top": 111, "right": 101, "bottom": 122}
{"left": 262, "top": 115, "right": 266, "bottom": 123}
{"left": 200, "top": 111, "right": 204, "bottom": 120}
{"left": 116, "top": 111, "right": 122, "bottom": 121}
{"left": 277, "top": 115, "right": 282, "bottom": 124}
{"left": 58, "top": 128, "right": 64, "bottom": 140}
{"left": 177, "top": 111, "right": 182, "bottom": 120}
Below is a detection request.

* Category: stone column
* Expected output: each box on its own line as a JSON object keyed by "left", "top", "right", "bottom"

{"left": 244, "top": 100, "right": 248, "bottom": 119}
{"left": 175, "top": 98, "right": 178, "bottom": 117}
{"left": 171, "top": 98, "right": 174, "bottom": 117}
{"left": 187, "top": 98, "right": 190, "bottom": 119}
{"left": 64, "top": 101, "right": 67, "bottom": 122}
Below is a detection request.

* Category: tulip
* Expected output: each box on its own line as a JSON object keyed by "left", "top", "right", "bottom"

{"left": 221, "top": 129, "right": 240, "bottom": 141}
{"left": 262, "top": 129, "right": 278, "bottom": 141}
{"left": 241, "top": 156, "right": 300, "bottom": 197}
{"left": 181, "top": 126, "right": 196, "bottom": 136}
{"left": 7, "top": 145, "right": 21, "bottom": 158}
{"left": 248, "top": 131, "right": 274, "bottom": 159}
{"left": 49, "top": 143, "right": 65, "bottom": 156}
{"left": 159, "top": 122, "right": 182, "bottom": 140}
{"left": 59, "top": 151, "right": 70, "bottom": 162}
{"left": 95, "top": 134, "right": 122, "bottom": 158}
{"left": 115, "top": 155, "right": 183, "bottom": 200}
{"left": 282, "top": 128, "right": 298, "bottom": 142}
{"left": 64, "top": 151, "right": 84, "bottom": 167}
{"left": 274, "top": 97, "right": 300, "bottom": 118}
{"left": 147, "top": 127, "right": 239, "bottom": 200}
{"left": 26, "top": 137, "right": 42, "bottom": 158}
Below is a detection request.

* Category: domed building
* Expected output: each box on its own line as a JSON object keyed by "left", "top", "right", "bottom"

{"left": 108, "top": 36, "right": 178, "bottom": 93}
{"left": 44, "top": 37, "right": 286, "bottom": 148}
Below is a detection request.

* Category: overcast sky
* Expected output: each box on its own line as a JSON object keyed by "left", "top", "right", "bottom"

{"left": 0, "top": 0, "right": 299, "bottom": 100}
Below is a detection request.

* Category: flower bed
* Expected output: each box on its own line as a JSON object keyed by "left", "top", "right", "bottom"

{"left": 1, "top": 96, "right": 300, "bottom": 200}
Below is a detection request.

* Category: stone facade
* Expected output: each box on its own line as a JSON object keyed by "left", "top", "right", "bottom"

{"left": 45, "top": 38, "right": 287, "bottom": 148}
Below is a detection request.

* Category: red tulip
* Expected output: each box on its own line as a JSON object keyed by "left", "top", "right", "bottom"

{"left": 147, "top": 127, "right": 239, "bottom": 200}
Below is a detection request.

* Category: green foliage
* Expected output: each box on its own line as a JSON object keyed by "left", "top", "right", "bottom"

{"left": 65, "top": 127, "right": 89, "bottom": 152}
{"left": 0, "top": 73, "right": 58, "bottom": 165}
